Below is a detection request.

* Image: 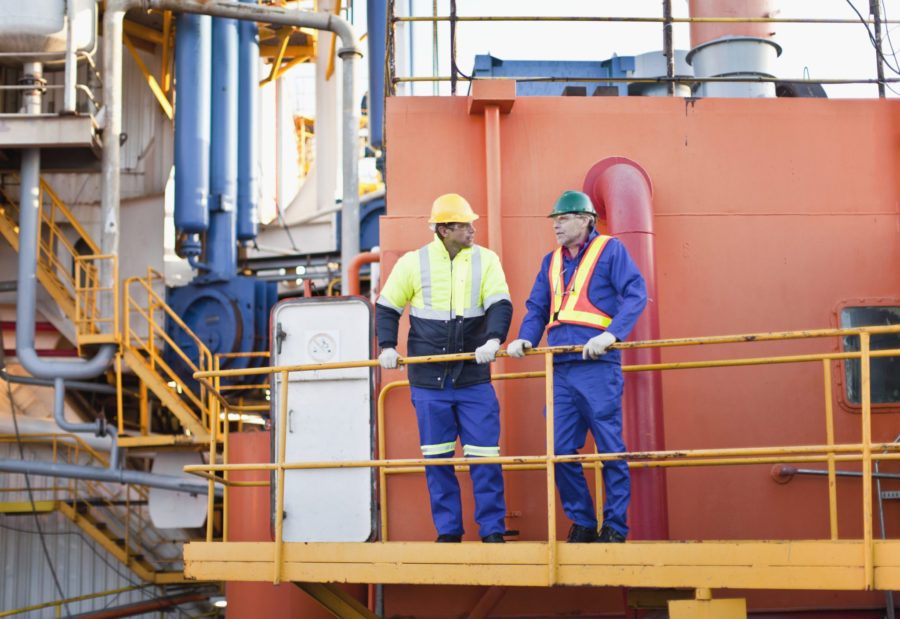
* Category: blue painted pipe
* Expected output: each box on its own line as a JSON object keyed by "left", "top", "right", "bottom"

{"left": 367, "top": 0, "right": 386, "bottom": 149}
{"left": 237, "top": 2, "right": 260, "bottom": 242}
{"left": 207, "top": 16, "right": 239, "bottom": 280}
{"left": 174, "top": 14, "right": 212, "bottom": 247}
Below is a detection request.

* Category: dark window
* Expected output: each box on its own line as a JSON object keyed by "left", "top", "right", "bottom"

{"left": 840, "top": 306, "right": 900, "bottom": 404}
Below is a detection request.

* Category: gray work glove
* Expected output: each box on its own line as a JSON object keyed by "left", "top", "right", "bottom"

{"left": 474, "top": 339, "right": 501, "bottom": 364}
{"left": 378, "top": 347, "right": 400, "bottom": 369}
{"left": 506, "top": 339, "right": 532, "bottom": 358}
{"left": 582, "top": 332, "right": 616, "bottom": 360}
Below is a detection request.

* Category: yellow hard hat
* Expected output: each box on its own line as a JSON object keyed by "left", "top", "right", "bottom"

{"left": 428, "top": 193, "right": 479, "bottom": 224}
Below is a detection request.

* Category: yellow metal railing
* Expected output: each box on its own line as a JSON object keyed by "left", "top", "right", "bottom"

{"left": 74, "top": 253, "right": 119, "bottom": 348}
{"left": 120, "top": 269, "right": 214, "bottom": 438}
{"left": 0, "top": 584, "right": 151, "bottom": 618}
{"left": 386, "top": 7, "right": 900, "bottom": 96}
{"left": 0, "top": 433, "right": 174, "bottom": 574}
{"left": 186, "top": 324, "right": 900, "bottom": 588}
{"left": 0, "top": 176, "right": 104, "bottom": 325}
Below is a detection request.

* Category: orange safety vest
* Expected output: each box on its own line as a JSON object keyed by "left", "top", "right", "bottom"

{"left": 548, "top": 235, "right": 614, "bottom": 330}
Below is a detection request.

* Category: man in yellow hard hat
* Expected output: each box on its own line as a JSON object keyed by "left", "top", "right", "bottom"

{"left": 375, "top": 193, "right": 513, "bottom": 543}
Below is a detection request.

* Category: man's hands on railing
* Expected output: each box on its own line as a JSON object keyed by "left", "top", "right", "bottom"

{"left": 506, "top": 339, "right": 533, "bottom": 358}
{"left": 379, "top": 347, "right": 401, "bottom": 369}
{"left": 583, "top": 332, "right": 617, "bottom": 360}
{"left": 474, "top": 338, "right": 501, "bottom": 364}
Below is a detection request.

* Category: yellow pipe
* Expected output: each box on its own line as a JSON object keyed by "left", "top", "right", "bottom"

{"left": 0, "top": 585, "right": 148, "bottom": 618}
{"left": 394, "top": 15, "right": 899, "bottom": 25}
{"left": 823, "top": 360, "right": 838, "bottom": 540}
{"left": 860, "top": 334, "right": 873, "bottom": 590}
{"left": 544, "top": 353, "right": 557, "bottom": 586}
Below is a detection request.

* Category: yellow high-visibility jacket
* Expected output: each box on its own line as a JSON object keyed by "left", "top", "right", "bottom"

{"left": 376, "top": 237, "right": 513, "bottom": 388}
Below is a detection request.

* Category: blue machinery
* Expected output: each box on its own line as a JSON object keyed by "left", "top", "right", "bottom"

{"left": 168, "top": 8, "right": 274, "bottom": 379}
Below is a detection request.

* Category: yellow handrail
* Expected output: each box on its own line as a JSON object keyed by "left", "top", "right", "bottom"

{"left": 187, "top": 324, "right": 900, "bottom": 590}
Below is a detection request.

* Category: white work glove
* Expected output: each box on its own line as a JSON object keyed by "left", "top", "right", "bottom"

{"left": 583, "top": 332, "right": 617, "bottom": 360}
{"left": 378, "top": 347, "right": 400, "bottom": 369}
{"left": 506, "top": 339, "right": 532, "bottom": 359}
{"left": 474, "top": 339, "right": 501, "bottom": 364}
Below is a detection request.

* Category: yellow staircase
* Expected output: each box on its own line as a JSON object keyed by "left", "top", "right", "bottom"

{"left": 0, "top": 434, "right": 188, "bottom": 584}
{"left": 0, "top": 174, "right": 214, "bottom": 445}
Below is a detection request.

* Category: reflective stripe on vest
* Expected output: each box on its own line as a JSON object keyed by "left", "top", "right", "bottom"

{"left": 413, "top": 244, "right": 484, "bottom": 319}
{"left": 548, "top": 235, "right": 614, "bottom": 330}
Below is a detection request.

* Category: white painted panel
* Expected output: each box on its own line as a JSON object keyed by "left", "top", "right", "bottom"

{"left": 271, "top": 297, "right": 374, "bottom": 542}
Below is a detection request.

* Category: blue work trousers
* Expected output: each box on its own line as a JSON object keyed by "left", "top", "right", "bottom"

{"left": 410, "top": 380, "right": 506, "bottom": 538}
{"left": 553, "top": 361, "right": 630, "bottom": 536}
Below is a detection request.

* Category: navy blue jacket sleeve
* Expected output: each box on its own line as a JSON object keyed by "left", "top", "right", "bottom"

{"left": 484, "top": 299, "right": 513, "bottom": 343}
{"left": 375, "top": 304, "right": 402, "bottom": 350}
{"left": 602, "top": 239, "right": 648, "bottom": 342}
{"left": 516, "top": 254, "right": 553, "bottom": 346}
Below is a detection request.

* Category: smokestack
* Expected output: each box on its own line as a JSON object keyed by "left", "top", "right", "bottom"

{"left": 687, "top": 0, "right": 781, "bottom": 98}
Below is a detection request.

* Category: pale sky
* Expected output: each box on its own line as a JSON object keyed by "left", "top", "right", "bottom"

{"left": 388, "top": 0, "right": 900, "bottom": 99}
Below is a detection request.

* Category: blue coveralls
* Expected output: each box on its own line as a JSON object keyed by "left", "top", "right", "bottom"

{"left": 517, "top": 230, "right": 647, "bottom": 536}
{"left": 376, "top": 239, "right": 513, "bottom": 538}
{"left": 411, "top": 379, "right": 505, "bottom": 537}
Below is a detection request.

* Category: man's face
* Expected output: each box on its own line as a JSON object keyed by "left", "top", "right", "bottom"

{"left": 552, "top": 214, "right": 591, "bottom": 246}
{"left": 439, "top": 222, "right": 476, "bottom": 248}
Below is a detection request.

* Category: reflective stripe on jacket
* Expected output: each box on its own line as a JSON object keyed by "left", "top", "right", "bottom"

{"left": 548, "top": 234, "right": 614, "bottom": 330}
{"left": 376, "top": 237, "right": 513, "bottom": 388}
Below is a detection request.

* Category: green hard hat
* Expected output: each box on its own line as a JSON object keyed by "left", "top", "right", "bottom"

{"left": 548, "top": 191, "right": 597, "bottom": 218}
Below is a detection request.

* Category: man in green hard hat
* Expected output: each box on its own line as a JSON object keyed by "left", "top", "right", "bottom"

{"left": 507, "top": 190, "right": 647, "bottom": 543}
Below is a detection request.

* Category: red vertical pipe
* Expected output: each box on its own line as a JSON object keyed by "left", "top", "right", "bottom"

{"left": 583, "top": 157, "right": 668, "bottom": 541}
{"left": 347, "top": 250, "right": 381, "bottom": 296}
{"left": 484, "top": 104, "right": 503, "bottom": 258}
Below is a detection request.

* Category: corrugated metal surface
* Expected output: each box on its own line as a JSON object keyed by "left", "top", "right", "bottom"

{"left": 1, "top": 506, "right": 164, "bottom": 617}
{"left": 0, "top": 442, "right": 191, "bottom": 616}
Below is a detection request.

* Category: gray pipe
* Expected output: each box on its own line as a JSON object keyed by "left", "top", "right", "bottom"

{"left": 16, "top": 61, "right": 116, "bottom": 381}
{"left": 141, "top": 0, "right": 364, "bottom": 286}
{"left": 52, "top": 377, "right": 121, "bottom": 469}
{"left": 0, "top": 458, "right": 216, "bottom": 495}
{"left": 63, "top": 0, "right": 77, "bottom": 113}
{"left": 0, "top": 369, "right": 122, "bottom": 395}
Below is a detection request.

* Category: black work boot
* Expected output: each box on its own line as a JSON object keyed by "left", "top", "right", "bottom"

{"left": 566, "top": 523, "right": 599, "bottom": 543}
{"left": 596, "top": 524, "right": 626, "bottom": 543}
{"left": 481, "top": 532, "right": 505, "bottom": 543}
{"left": 436, "top": 534, "right": 462, "bottom": 543}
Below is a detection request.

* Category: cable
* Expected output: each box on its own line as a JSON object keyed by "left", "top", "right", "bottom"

{"left": 1, "top": 349, "right": 71, "bottom": 617}
{"left": 1, "top": 516, "right": 196, "bottom": 618}
{"left": 880, "top": 0, "right": 900, "bottom": 95}
{"left": 844, "top": 0, "right": 900, "bottom": 76}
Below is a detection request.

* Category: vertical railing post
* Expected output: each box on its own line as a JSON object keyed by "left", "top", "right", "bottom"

{"left": 870, "top": 0, "right": 887, "bottom": 98}
{"left": 273, "top": 369, "right": 289, "bottom": 584}
{"left": 377, "top": 388, "right": 389, "bottom": 541}
{"left": 822, "top": 359, "right": 838, "bottom": 540}
{"left": 221, "top": 357, "right": 230, "bottom": 542}
{"left": 386, "top": 0, "right": 396, "bottom": 96}
{"left": 860, "top": 332, "right": 874, "bottom": 589}
{"left": 116, "top": 353, "right": 125, "bottom": 434}
{"left": 662, "top": 0, "right": 674, "bottom": 95}
{"left": 544, "top": 352, "right": 557, "bottom": 586}
{"left": 206, "top": 366, "right": 218, "bottom": 542}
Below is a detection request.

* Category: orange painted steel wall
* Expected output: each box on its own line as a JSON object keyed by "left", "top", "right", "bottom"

{"left": 379, "top": 95, "right": 900, "bottom": 616}
{"left": 225, "top": 431, "right": 367, "bottom": 617}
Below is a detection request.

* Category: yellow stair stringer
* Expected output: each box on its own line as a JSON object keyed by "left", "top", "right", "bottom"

{"left": 294, "top": 583, "right": 379, "bottom": 619}
{"left": 122, "top": 348, "right": 210, "bottom": 442}
{"left": 57, "top": 502, "right": 189, "bottom": 585}
{"left": 0, "top": 201, "right": 77, "bottom": 322}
